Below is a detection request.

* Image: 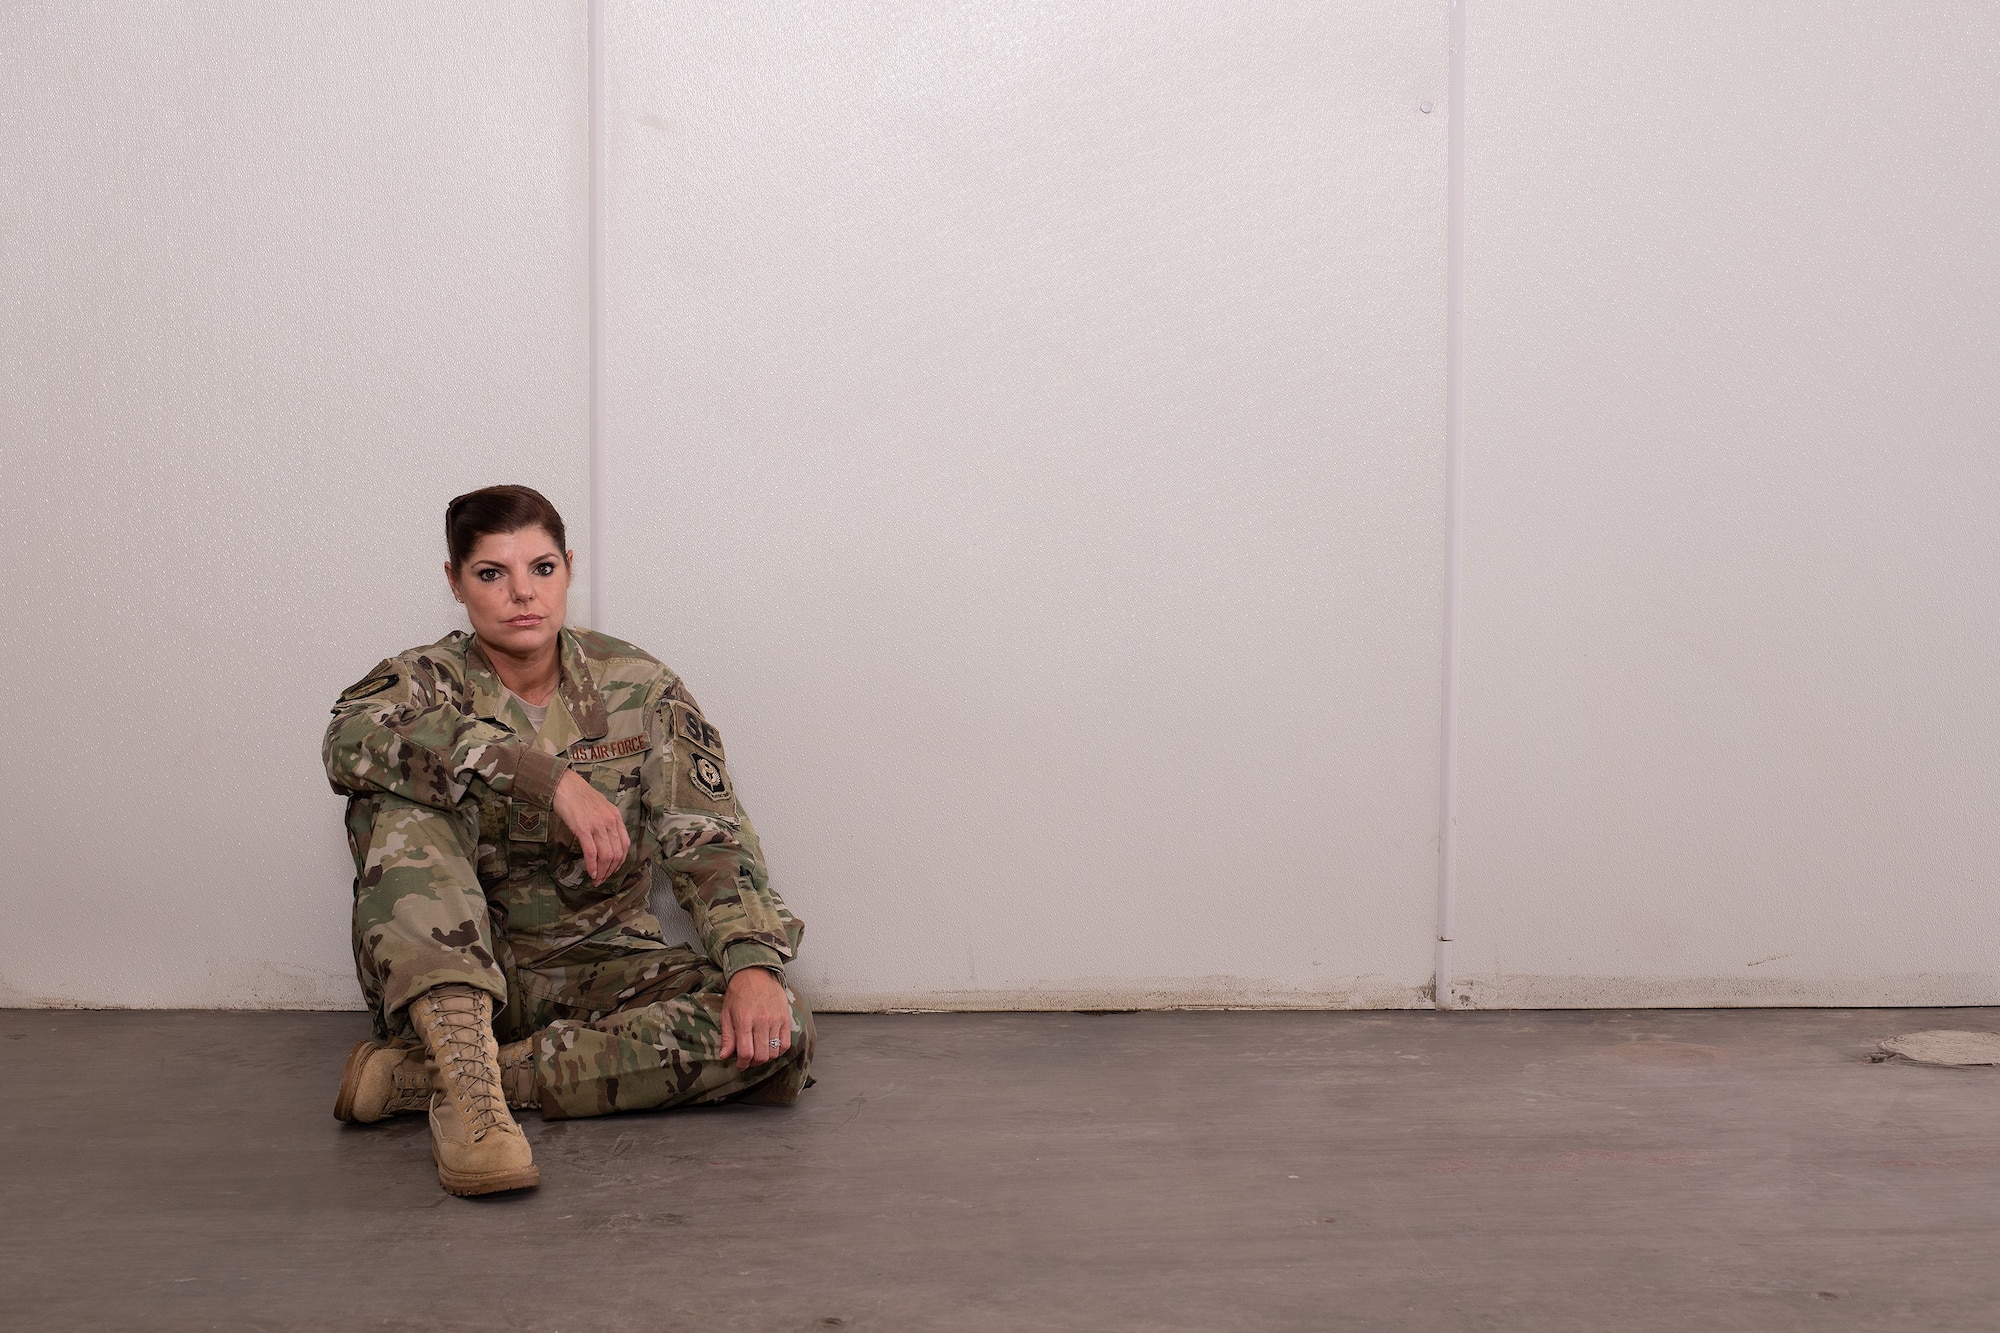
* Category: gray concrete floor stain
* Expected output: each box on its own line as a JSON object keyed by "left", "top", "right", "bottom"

{"left": 3, "top": 1009, "right": 1998, "bottom": 1331}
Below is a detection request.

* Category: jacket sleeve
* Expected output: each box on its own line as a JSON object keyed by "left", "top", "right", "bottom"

{"left": 646, "top": 683, "right": 803, "bottom": 979}
{"left": 322, "top": 653, "right": 568, "bottom": 811}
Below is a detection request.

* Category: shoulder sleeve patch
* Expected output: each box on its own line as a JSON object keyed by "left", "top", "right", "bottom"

{"left": 678, "top": 707, "right": 724, "bottom": 756}
{"left": 335, "top": 666, "right": 400, "bottom": 708}
{"left": 685, "top": 744, "right": 732, "bottom": 802}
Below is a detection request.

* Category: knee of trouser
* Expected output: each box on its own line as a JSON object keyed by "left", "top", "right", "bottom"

{"left": 735, "top": 1015, "right": 816, "bottom": 1106}
{"left": 361, "top": 792, "right": 480, "bottom": 857}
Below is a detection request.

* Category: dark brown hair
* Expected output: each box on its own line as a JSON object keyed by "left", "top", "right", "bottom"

{"left": 445, "top": 485, "right": 569, "bottom": 571}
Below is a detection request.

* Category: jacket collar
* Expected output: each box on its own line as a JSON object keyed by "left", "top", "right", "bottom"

{"left": 463, "top": 629, "right": 609, "bottom": 746}
{"left": 554, "top": 629, "right": 610, "bottom": 740}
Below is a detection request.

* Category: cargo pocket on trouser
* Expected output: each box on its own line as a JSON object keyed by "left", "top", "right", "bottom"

{"left": 529, "top": 1011, "right": 713, "bottom": 1121}
{"left": 501, "top": 937, "right": 695, "bottom": 1116}
{"left": 504, "top": 937, "right": 680, "bottom": 1032}
{"left": 525, "top": 953, "right": 810, "bottom": 1119}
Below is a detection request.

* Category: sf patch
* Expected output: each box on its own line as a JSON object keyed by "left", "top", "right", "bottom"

{"left": 686, "top": 745, "right": 731, "bottom": 802}
{"left": 675, "top": 703, "right": 725, "bottom": 756}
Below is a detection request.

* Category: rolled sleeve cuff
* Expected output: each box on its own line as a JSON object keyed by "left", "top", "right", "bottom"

{"left": 512, "top": 748, "right": 568, "bottom": 808}
{"left": 720, "top": 941, "right": 787, "bottom": 981}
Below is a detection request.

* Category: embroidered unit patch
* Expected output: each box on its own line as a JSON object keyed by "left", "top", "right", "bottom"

{"left": 570, "top": 735, "right": 650, "bottom": 764}
{"left": 687, "top": 746, "right": 730, "bottom": 801}
{"left": 335, "top": 671, "right": 398, "bottom": 706}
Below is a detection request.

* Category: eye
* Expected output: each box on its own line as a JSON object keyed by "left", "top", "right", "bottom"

{"left": 533, "top": 561, "right": 557, "bottom": 576}
{"left": 477, "top": 568, "right": 502, "bottom": 582}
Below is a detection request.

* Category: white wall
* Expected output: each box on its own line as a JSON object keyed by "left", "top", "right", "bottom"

{"left": 4, "top": 2, "right": 1994, "bottom": 1011}
{"left": 1450, "top": 1, "right": 2000, "bottom": 1006}
{"left": 0, "top": 2, "right": 588, "bottom": 1007}
{"left": 599, "top": 1, "right": 1447, "bottom": 1008}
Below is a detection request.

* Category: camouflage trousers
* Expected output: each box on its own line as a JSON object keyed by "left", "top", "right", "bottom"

{"left": 346, "top": 794, "right": 814, "bottom": 1120}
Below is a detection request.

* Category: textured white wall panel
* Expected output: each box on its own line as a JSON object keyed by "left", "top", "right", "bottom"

{"left": 0, "top": 3, "right": 587, "bottom": 1006}
{"left": 601, "top": 2, "right": 1449, "bottom": 1008}
{"left": 20, "top": 1, "right": 1976, "bottom": 1014}
{"left": 1450, "top": 2, "right": 2000, "bottom": 1006}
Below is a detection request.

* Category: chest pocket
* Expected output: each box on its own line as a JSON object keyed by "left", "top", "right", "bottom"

{"left": 667, "top": 700, "right": 736, "bottom": 818}
{"left": 567, "top": 733, "right": 653, "bottom": 831}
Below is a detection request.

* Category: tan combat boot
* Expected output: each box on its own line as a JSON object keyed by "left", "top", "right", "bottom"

{"left": 333, "top": 1039, "right": 431, "bottom": 1123}
{"left": 407, "top": 985, "right": 539, "bottom": 1196}
{"left": 497, "top": 1038, "right": 541, "bottom": 1111}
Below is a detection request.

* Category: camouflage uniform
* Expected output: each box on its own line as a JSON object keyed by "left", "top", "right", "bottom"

{"left": 323, "top": 628, "right": 812, "bottom": 1119}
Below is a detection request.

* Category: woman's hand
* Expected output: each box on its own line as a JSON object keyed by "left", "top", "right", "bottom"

{"left": 552, "top": 769, "right": 630, "bottom": 883}
{"left": 718, "top": 967, "right": 794, "bottom": 1070}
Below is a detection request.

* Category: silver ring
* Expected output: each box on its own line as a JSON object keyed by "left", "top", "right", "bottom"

{"left": 768, "top": 1039, "right": 782, "bottom": 1048}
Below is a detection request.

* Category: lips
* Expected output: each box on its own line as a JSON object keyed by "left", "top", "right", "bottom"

{"left": 505, "top": 615, "right": 545, "bottom": 628}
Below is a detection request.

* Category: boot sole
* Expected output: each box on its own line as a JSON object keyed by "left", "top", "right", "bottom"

{"left": 437, "top": 1161, "right": 541, "bottom": 1196}
{"left": 332, "top": 1040, "right": 383, "bottom": 1123}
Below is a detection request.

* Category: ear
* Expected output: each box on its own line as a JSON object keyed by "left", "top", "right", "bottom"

{"left": 444, "top": 561, "right": 463, "bottom": 604}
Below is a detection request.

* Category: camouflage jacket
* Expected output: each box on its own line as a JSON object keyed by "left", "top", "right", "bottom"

{"left": 323, "top": 627, "right": 801, "bottom": 978}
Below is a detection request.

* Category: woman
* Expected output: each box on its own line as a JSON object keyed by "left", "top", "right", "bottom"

{"left": 324, "top": 485, "right": 812, "bottom": 1196}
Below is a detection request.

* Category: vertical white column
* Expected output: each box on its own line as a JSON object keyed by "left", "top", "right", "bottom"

{"left": 586, "top": 0, "right": 608, "bottom": 630}
{"left": 1435, "top": 0, "right": 1468, "bottom": 1009}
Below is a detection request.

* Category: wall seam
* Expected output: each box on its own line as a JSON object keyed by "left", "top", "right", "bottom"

{"left": 587, "top": 0, "right": 607, "bottom": 630}
{"left": 1435, "top": 0, "right": 1467, "bottom": 1010}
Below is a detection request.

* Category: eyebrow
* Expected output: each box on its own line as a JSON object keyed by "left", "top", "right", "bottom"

{"left": 472, "top": 552, "right": 561, "bottom": 569}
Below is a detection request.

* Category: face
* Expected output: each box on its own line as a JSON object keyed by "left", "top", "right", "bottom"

{"left": 447, "top": 527, "right": 572, "bottom": 659}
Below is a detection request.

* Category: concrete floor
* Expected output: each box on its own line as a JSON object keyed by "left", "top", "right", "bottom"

{"left": 3, "top": 1009, "right": 1998, "bottom": 1331}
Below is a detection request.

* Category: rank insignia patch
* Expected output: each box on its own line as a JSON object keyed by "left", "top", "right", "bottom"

{"left": 687, "top": 746, "right": 731, "bottom": 802}
{"left": 509, "top": 800, "right": 550, "bottom": 843}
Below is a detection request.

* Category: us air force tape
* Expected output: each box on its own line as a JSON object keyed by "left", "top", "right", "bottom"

{"left": 570, "top": 735, "right": 649, "bottom": 764}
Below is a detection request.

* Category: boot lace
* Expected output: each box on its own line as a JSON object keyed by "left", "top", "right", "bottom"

{"left": 425, "top": 993, "right": 511, "bottom": 1140}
